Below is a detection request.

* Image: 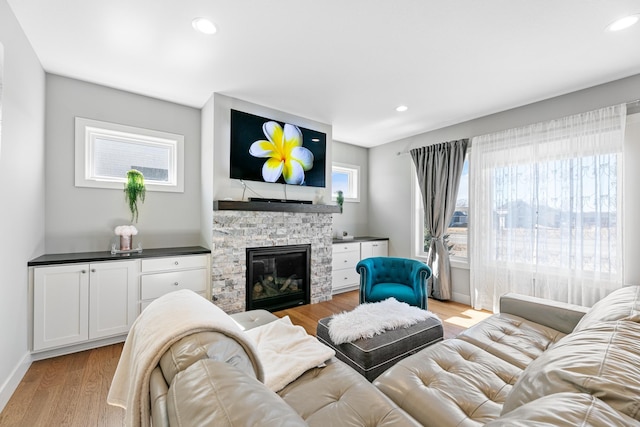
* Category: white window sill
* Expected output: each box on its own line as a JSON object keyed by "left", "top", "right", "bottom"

{"left": 415, "top": 255, "right": 469, "bottom": 270}
{"left": 450, "top": 258, "right": 469, "bottom": 270}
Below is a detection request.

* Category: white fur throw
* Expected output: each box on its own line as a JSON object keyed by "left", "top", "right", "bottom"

{"left": 328, "top": 298, "right": 440, "bottom": 345}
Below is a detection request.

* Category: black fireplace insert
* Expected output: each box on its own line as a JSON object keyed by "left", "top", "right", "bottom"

{"left": 246, "top": 244, "right": 311, "bottom": 312}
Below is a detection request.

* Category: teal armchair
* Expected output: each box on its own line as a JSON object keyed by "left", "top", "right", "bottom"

{"left": 356, "top": 257, "right": 432, "bottom": 309}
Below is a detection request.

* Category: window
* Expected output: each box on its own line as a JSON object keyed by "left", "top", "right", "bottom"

{"left": 413, "top": 155, "right": 469, "bottom": 261}
{"left": 331, "top": 162, "right": 360, "bottom": 201}
{"left": 469, "top": 104, "right": 626, "bottom": 310}
{"left": 74, "top": 117, "right": 184, "bottom": 192}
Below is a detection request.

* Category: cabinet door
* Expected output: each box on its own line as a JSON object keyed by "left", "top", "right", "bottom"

{"left": 361, "top": 241, "right": 389, "bottom": 259}
{"left": 89, "top": 261, "right": 138, "bottom": 339}
{"left": 33, "top": 264, "right": 89, "bottom": 351}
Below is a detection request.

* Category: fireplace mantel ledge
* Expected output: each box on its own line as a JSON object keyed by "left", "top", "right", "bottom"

{"left": 213, "top": 200, "right": 341, "bottom": 214}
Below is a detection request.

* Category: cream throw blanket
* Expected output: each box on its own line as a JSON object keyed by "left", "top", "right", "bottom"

{"left": 107, "top": 289, "right": 263, "bottom": 427}
{"left": 245, "top": 316, "right": 335, "bottom": 392}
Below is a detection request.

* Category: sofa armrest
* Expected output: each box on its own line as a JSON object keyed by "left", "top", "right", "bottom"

{"left": 499, "top": 293, "right": 589, "bottom": 334}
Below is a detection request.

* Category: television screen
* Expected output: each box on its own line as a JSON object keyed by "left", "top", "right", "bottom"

{"left": 230, "top": 109, "right": 326, "bottom": 188}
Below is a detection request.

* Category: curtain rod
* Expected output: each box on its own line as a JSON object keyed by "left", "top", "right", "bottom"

{"left": 396, "top": 100, "right": 639, "bottom": 156}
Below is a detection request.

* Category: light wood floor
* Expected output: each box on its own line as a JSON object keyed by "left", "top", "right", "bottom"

{"left": 0, "top": 291, "right": 491, "bottom": 427}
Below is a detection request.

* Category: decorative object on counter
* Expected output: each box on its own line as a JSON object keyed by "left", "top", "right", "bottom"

{"left": 314, "top": 189, "right": 325, "bottom": 204}
{"left": 110, "top": 242, "right": 143, "bottom": 255}
{"left": 337, "top": 231, "right": 354, "bottom": 240}
{"left": 336, "top": 190, "right": 344, "bottom": 213}
{"left": 114, "top": 225, "right": 139, "bottom": 252}
{"left": 124, "top": 169, "right": 146, "bottom": 223}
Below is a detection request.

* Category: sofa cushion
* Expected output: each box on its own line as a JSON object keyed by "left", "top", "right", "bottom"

{"left": 159, "top": 331, "right": 258, "bottom": 386}
{"left": 487, "top": 392, "right": 640, "bottom": 427}
{"left": 278, "top": 358, "right": 421, "bottom": 426}
{"left": 457, "top": 313, "right": 565, "bottom": 370}
{"left": 167, "top": 359, "right": 307, "bottom": 427}
{"left": 502, "top": 320, "right": 640, "bottom": 420}
{"left": 574, "top": 285, "right": 640, "bottom": 332}
{"left": 374, "top": 338, "right": 522, "bottom": 427}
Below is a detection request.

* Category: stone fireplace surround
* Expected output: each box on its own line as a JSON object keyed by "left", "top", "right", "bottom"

{"left": 211, "top": 202, "right": 337, "bottom": 313}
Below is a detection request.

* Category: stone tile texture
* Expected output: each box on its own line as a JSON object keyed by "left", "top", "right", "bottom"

{"left": 212, "top": 211, "right": 334, "bottom": 313}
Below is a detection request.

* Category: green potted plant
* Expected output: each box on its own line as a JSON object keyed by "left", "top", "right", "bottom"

{"left": 124, "top": 169, "right": 146, "bottom": 223}
{"left": 336, "top": 190, "right": 344, "bottom": 213}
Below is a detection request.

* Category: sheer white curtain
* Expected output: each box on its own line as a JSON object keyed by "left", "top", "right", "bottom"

{"left": 470, "top": 104, "right": 626, "bottom": 311}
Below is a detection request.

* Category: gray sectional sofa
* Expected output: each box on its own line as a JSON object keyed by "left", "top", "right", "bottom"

{"left": 147, "top": 286, "right": 640, "bottom": 426}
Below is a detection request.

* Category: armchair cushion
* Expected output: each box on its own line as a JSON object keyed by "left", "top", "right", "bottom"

{"left": 357, "top": 257, "right": 431, "bottom": 309}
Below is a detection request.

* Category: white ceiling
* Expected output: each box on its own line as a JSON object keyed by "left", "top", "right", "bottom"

{"left": 7, "top": 1, "right": 640, "bottom": 147}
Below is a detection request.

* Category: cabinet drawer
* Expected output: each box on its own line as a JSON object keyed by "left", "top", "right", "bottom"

{"left": 141, "top": 255, "right": 208, "bottom": 273}
{"left": 140, "top": 292, "right": 206, "bottom": 312}
{"left": 332, "top": 250, "right": 361, "bottom": 270}
{"left": 332, "top": 242, "right": 360, "bottom": 254}
{"left": 332, "top": 269, "right": 360, "bottom": 289}
{"left": 141, "top": 269, "right": 207, "bottom": 300}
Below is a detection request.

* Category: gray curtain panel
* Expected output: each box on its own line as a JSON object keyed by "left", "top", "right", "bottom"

{"left": 410, "top": 139, "right": 469, "bottom": 300}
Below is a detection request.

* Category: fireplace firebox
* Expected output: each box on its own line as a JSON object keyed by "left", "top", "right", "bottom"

{"left": 246, "top": 244, "right": 311, "bottom": 312}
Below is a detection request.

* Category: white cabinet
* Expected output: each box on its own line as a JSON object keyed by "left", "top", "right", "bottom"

{"left": 360, "top": 240, "right": 389, "bottom": 259}
{"left": 33, "top": 260, "right": 137, "bottom": 352}
{"left": 331, "top": 242, "right": 361, "bottom": 294}
{"left": 331, "top": 239, "right": 389, "bottom": 294}
{"left": 139, "top": 254, "right": 209, "bottom": 311}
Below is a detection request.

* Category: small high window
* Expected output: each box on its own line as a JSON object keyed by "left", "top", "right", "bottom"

{"left": 331, "top": 162, "right": 360, "bottom": 202}
{"left": 75, "top": 117, "right": 184, "bottom": 192}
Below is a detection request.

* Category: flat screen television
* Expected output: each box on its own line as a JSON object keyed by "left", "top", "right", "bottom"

{"left": 230, "top": 109, "right": 326, "bottom": 188}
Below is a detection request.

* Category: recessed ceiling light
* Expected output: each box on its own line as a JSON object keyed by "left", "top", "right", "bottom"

{"left": 396, "top": 105, "right": 408, "bottom": 112}
{"left": 192, "top": 17, "right": 217, "bottom": 35}
{"left": 606, "top": 14, "right": 640, "bottom": 32}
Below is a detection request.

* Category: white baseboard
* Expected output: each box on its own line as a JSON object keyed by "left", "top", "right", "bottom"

{"left": 452, "top": 292, "right": 471, "bottom": 306}
{"left": 0, "top": 352, "right": 32, "bottom": 413}
{"left": 30, "top": 334, "right": 126, "bottom": 361}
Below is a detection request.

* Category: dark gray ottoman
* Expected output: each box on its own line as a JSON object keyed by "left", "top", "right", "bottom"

{"left": 316, "top": 316, "right": 444, "bottom": 381}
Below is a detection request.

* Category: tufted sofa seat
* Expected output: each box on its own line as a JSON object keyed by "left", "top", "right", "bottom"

{"left": 149, "top": 307, "right": 421, "bottom": 427}
{"left": 374, "top": 286, "right": 640, "bottom": 426}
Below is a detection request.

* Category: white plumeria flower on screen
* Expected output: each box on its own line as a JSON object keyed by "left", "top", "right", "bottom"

{"left": 249, "top": 121, "right": 314, "bottom": 185}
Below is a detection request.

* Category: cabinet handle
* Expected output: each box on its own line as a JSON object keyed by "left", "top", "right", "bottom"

{"left": 373, "top": 244, "right": 378, "bottom": 247}
{"left": 344, "top": 259, "right": 348, "bottom": 263}
{"left": 81, "top": 270, "right": 86, "bottom": 274}
{"left": 91, "top": 269, "right": 96, "bottom": 273}
{"left": 175, "top": 261, "right": 179, "bottom": 265}
{"left": 173, "top": 282, "right": 179, "bottom": 286}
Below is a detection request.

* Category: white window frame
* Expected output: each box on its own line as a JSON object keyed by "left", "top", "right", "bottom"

{"left": 74, "top": 117, "right": 184, "bottom": 193}
{"left": 331, "top": 162, "right": 360, "bottom": 202}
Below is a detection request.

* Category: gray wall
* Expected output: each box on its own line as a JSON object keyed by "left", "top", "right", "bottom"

{"left": 0, "top": 0, "right": 46, "bottom": 410}
{"left": 369, "top": 73, "right": 640, "bottom": 303}
{"left": 202, "top": 95, "right": 368, "bottom": 241}
{"left": 331, "top": 140, "right": 369, "bottom": 238}
{"left": 208, "top": 93, "right": 333, "bottom": 203}
{"left": 44, "top": 75, "right": 203, "bottom": 253}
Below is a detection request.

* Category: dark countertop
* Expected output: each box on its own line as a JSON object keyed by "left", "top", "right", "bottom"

{"left": 28, "top": 246, "right": 211, "bottom": 267}
{"left": 332, "top": 236, "right": 389, "bottom": 244}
